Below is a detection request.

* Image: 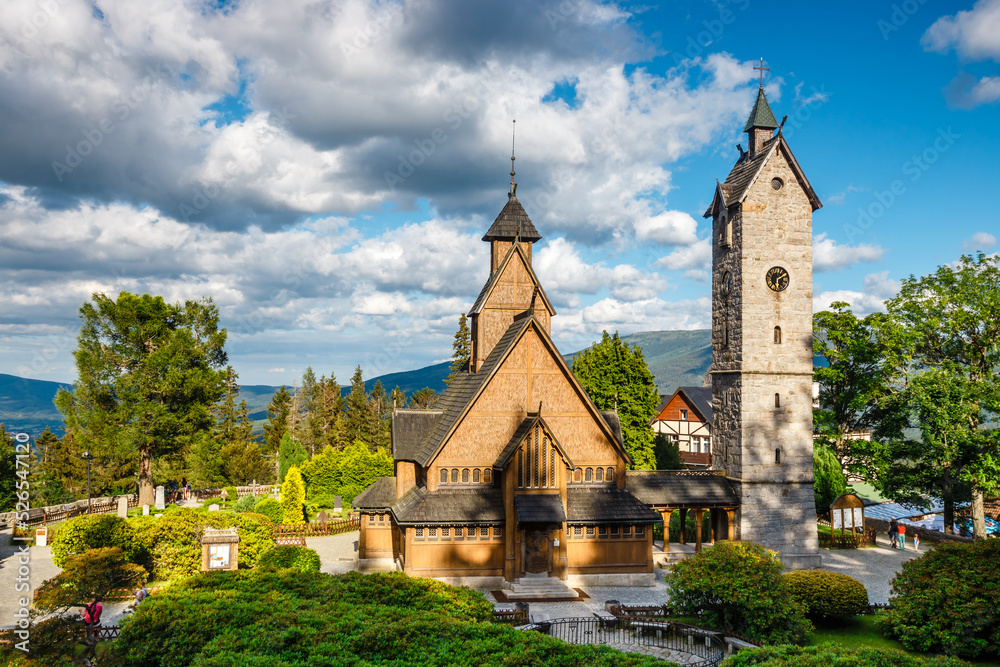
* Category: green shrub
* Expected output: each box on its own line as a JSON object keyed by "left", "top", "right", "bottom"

{"left": 720, "top": 643, "right": 971, "bottom": 667}
{"left": 50, "top": 514, "right": 146, "bottom": 569}
{"left": 110, "top": 570, "right": 665, "bottom": 666}
{"left": 223, "top": 486, "right": 238, "bottom": 504}
{"left": 232, "top": 494, "right": 257, "bottom": 513}
{"left": 878, "top": 540, "right": 1000, "bottom": 658}
{"left": 257, "top": 545, "right": 322, "bottom": 573}
{"left": 300, "top": 441, "right": 392, "bottom": 502}
{"left": 783, "top": 570, "right": 868, "bottom": 620}
{"left": 126, "top": 508, "right": 274, "bottom": 580}
{"left": 253, "top": 497, "right": 284, "bottom": 524}
{"left": 666, "top": 540, "right": 811, "bottom": 645}
{"left": 281, "top": 466, "right": 306, "bottom": 525}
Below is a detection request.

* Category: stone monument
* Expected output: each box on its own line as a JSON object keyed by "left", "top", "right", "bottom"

{"left": 154, "top": 485, "right": 165, "bottom": 510}
{"left": 117, "top": 496, "right": 129, "bottom": 518}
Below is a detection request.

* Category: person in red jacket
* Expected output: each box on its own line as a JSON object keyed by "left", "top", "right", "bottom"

{"left": 897, "top": 522, "right": 906, "bottom": 550}
{"left": 82, "top": 600, "right": 103, "bottom": 626}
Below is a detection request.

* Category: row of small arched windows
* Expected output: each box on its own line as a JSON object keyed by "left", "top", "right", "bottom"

{"left": 570, "top": 467, "right": 615, "bottom": 484}
{"left": 440, "top": 467, "right": 493, "bottom": 485}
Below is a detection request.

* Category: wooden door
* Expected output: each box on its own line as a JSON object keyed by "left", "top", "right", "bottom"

{"left": 524, "top": 528, "right": 549, "bottom": 573}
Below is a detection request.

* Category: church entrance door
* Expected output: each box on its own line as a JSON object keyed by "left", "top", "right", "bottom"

{"left": 524, "top": 528, "right": 549, "bottom": 573}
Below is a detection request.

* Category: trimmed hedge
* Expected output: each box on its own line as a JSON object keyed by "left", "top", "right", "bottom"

{"left": 128, "top": 508, "right": 274, "bottom": 580}
{"left": 783, "top": 570, "right": 869, "bottom": 620}
{"left": 666, "top": 540, "right": 811, "bottom": 645}
{"left": 257, "top": 545, "right": 322, "bottom": 573}
{"left": 50, "top": 514, "right": 146, "bottom": 569}
{"left": 110, "top": 570, "right": 666, "bottom": 666}
{"left": 253, "top": 497, "right": 284, "bottom": 524}
{"left": 720, "top": 644, "right": 971, "bottom": 666}
{"left": 878, "top": 540, "right": 1000, "bottom": 658}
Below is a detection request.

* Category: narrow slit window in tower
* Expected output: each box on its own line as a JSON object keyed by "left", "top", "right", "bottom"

{"left": 774, "top": 393, "right": 781, "bottom": 408}
{"left": 775, "top": 448, "right": 782, "bottom": 464}
{"left": 774, "top": 326, "right": 782, "bottom": 344}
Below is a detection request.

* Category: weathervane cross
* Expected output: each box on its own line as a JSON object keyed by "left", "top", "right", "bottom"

{"left": 754, "top": 57, "right": 769, "bottom": 87}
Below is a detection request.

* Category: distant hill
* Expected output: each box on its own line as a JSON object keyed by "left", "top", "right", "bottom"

{"left": 0, "top": 330, "right": 712, "bottom": 437}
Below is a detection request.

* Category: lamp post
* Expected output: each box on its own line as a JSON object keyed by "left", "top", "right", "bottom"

{"left": 81, "top": 451, "right": 94, "bottom": 514}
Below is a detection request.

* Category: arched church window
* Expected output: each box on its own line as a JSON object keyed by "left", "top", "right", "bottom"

{"left": 585, "top": 467, "right": 593, "bottom": 482}
{"left": 462, "top": 468, "right": 469, "bottom": 483}
{"left": 451, "top": 469, "right": 459, "bottom": 483}
{"left": 574, "top": 468, "right": 582, "bottom": 483}
{"left": 473, "top": 468, "right": 481, "bottom": 483}
{"left": 440, "top": 469, "right": 447, "bottom": 484}
{"left": 595, "top": 467, "right": 604, "bottom": 482}
{"left": 774, "top": 326, "right": 782, "bottom": 344}
{"left": 484, "top": 468, "right": 492, "bottom": 484}
{"left": 606, "top": 467, "right": 614, "bottom": 482}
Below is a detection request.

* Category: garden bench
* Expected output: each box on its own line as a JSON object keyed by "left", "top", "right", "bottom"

{"left": 629, "top": 620, "right": 671, "bottom": 639}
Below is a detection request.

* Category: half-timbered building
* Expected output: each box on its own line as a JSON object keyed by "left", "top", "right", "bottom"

{"left": 650, "top": 386, "right": 713, "bottom": 468}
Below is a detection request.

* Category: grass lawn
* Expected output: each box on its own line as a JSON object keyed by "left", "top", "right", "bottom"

{"left": 810, "top": 616, "right": 1000, "bottom": 666}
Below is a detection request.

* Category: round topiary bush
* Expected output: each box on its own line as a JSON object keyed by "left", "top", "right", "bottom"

{"left": 51, "top": 514, "right": 146, "bottom": 568}
{"left": 253, "top": 497, "right": 284, "bottom": 524}
{"left": 256, "top": 545, "right": 322, "bottom": 573}
{"left": 666, "top": 540, "right": 812, "bottom": 645}
{"left": 783, "top": 569, "right": 869, "bottom": 620}
{"left": 878, "top": 540, "right": 1000, "bottom": 659}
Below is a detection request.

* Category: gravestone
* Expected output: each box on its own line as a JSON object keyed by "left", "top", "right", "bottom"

{"left": 142, "top": 504, "right": 150, "bottom": 516}
{"left": 208, "top": 504, "right": 220, "bottom": 512}
{"left": 154, "top": 486, "right": 165, "bottom": 510}
{"left": 117, "top": 497, "right": 129, "bottom": 518}
{"left": 318, "top": 511, "right": 328, "bottom": 527}
{"left": 334, "top": 496, "right": 342, "bottom": 514}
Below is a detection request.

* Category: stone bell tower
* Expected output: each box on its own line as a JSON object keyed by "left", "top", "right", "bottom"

{"left": 705, "top": 63, "right": 823, "bottom": 569}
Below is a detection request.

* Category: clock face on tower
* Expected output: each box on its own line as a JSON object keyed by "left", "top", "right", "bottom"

{"left": 766, "top": 266, "right": 790, "bottom": 292}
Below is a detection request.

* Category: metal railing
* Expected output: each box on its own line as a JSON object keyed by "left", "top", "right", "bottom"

{"left": 523, "top": 617, "right": 725, "bottom": 666}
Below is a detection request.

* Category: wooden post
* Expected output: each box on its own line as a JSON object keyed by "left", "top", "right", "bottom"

{"left": 726, "top": 509, "right": 736, "bottom": 540}
{"left": 660, "top": 509, "right": 673, "bottom": 554}
{"left": 693, "top": 509, "right": 705, "bottom": 552}
{"left": 679, "top": 508, "right": 687, "bottom": 545}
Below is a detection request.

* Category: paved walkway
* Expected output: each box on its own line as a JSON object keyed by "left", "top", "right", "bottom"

{"left": 306, "top": 532, "right": 360, "bottom": 575}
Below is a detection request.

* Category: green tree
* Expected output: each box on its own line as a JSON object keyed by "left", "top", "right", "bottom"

{"left": 368, "top": 380, "right": 391, "bottom": 451}
{"left": 262, "top": 385, "right": 292, "bottom": 456}
{"left": 446, "top": 313, "right": 471, "bottom": 384}
{"left": 281, "top": 465, "right": 307, "bottom": 525}
{"left": 813, "top": 302, "right": 913, "bottom": 478}
{"left": 221, "top": 440, "right": 272, "bottom": 485}
{"left": 812, "top": 443, "right": 848, "bottom": 518}
{"left": 185, "top": 432, "right": 226, "bottom": 488}
{"left": 883, "top": 368, "right": 994, "bottom": 535}
{"left": 409, "top": 387, "right": 437, "bottom": 409}
{"left": 887, "top": 252, "right": 1000, "bottom": 538}
{"left": 653, "top": 433, "right": 684, "bottom": 470}
{"left": 0, "top": 424, "right": 15, "bottom": 512}
{"left": 55, "top": 292, "right": 228, "bottom": 505}
{"left": 389, "top": 386, "right": 406, "bottom": 411}
{"left": 278, "top": 433, "right": 308, "bottom": 483}
{"left": 571, "top": 331, "right": 660, "bottom": 469}
{"left": 343, "top": 365, "right": 374, "bottom": 445}
{"left": 33, "top": 427, "right": 79, "bottom": 506}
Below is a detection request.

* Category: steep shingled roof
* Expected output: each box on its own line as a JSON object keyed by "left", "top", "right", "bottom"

{"left": 743, "top": 86, "right": 780, "bottom": 131}
{"left": 515, "top": 493, "right": 566, "bottom": 523}
{"left": 468, "top": 242, "right": 555, "bottom": 316}
{"left": 391, "top": 485, "right": 504, "bottom": 525}
{"left": 653, "top": 387, "right": 713, "bottom": 426}
{"left": 392, "top": 409, "right": 443, "bottom": 462}
{"left": 482, "top": 193, "right": 542, "bottom": 242}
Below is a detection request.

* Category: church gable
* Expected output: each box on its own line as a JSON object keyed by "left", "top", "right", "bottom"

{"left": 431, "top": 320, "right": 627, "bottom": 476}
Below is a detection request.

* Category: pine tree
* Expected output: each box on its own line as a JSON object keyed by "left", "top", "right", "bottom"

{"left": 278, "top": 433, "right": 308, "bottom": 483}
{"left": 368, "top": 380, "right": 391, "bottom": 451}
{"left": 312, "top": 373, "right": 344, "bottom": 452}
{"left": 343, "top": 366, "right": 372, "bottom": 445}
{"left": 389, "top": 386, "right": 406, "bottom": 411}
{"left": 0, "top": 424, "right": 15, "bottom": 512}
{"left": 409, "top": 387, "right": 438, "bottom": 409}
{"left": 446, "top": 314, "right": 471, "bottom": 384}
{"left": 262, "top": 386, "right": 292, "bottom": 456}
{"left": 34, "top": 427, "right": 78, "bottom": 505}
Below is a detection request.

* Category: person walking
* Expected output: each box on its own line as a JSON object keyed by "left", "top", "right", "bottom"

{"left": 913, "top": 533, "right": 920, "bottom": 552}
{"left": 897, "top": 522, "right": 906, "bottom": 550}
{"left": 889, "top": 518, "right": 898, "bottom": 548}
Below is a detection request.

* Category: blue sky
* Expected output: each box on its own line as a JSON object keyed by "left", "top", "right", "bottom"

{"left": 0, "top": 0, "right": 997, "bottom": 387}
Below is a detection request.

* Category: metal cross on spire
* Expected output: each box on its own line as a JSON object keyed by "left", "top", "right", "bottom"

{"left": 754, "top": 57, "right": 769, "bottom": 88}
{"left": 509, "top": 119, "right": 516, "bottom": 195}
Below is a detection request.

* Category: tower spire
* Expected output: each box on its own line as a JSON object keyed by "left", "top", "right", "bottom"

{"left": 509, "top": 119, "right": 516, "bottom": 196}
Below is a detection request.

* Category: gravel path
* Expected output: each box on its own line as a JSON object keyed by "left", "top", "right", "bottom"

{"left": 306, "top": 531, "right": 360, "bottom": 575}
{"left": 818, "top": 534, "right": 922, "bottom": 604}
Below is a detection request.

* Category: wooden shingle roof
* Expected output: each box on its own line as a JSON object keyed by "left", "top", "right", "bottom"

{"left": 515, "top": 493, "right": 566, "bottom": 523}
{"left": 352, "top": 476, "right": 397, "bottom": 510}
{"left": 482, "top": 193, "right": 542, "bottom": 242}
{"left": 391, "top": 486, "right": 504, "bottom": 525}
{"left": 392, "top": 409, "right": 443, "bottom": 462}
{"left": 566, "top": 488, "right": 661, "bottom": 523}
{"left": 626, "top": 471, "right": 738, "bottom": 508}
{"left": 493, "top": 414, "right": 575, "bottom": 470}
{"left": 468, "top": 241, "right": 555, "bottom": 316}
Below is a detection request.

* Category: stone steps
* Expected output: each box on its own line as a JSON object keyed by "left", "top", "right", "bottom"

{"left": 504, "top": 576, "right": 577, "bottom": 600}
